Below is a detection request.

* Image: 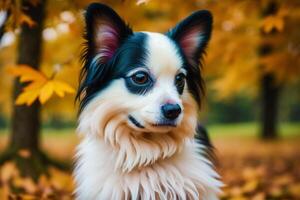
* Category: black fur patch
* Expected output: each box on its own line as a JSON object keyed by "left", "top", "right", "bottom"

{"left": 167, "top": 10, "right": 213, "bottom": 107}
{"left": 77, "top": 3, "right": 151, "bottom": 111}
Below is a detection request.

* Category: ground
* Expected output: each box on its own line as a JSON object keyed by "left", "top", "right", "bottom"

{"left": 0, "top": 123, "right": 299, "bottom": 199}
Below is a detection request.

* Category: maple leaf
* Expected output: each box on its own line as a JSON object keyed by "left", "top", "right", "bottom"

{"left": 8, "top": 65, "right": 47, "bottom": 83}
{"left": 261, "top": 15, "right": 284, "bottom": 33}
{"left": 8, "top": 65, "right": 75, "bottom": 105}
{"left": 19, "top": 12, "right": 36, "bottom": 27}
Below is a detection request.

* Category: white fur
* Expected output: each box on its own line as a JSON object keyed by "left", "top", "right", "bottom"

{"left": 74, "top": 33, "right": 223, "bottom": 199}
{"left": 75, "top": 136, "right": 222, "bottom": 200}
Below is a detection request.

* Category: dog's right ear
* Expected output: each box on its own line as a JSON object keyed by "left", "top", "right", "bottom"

{"left": 84, "top": 3, "right": 133, "bottom": 63}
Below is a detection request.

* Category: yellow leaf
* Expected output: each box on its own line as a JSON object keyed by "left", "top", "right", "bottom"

{"left": 7, "top": 65, "right": 75, "bottom": 105}
{"left": 15, "top": 89, "right": 40, "bottom": 106}
{"left": 52, "top": 80, "right": 75, "bottom": 97}
{"left": 24, "top": 80, "right": 47, "bottom": 92}
{"left": 39, "top": 81, "right": 54, "bottom": 104}
{"left": 242, "top": 179, "right": 259, "bottom": 193}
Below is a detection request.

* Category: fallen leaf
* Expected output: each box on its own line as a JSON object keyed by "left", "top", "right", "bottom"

{"left": 18, "top": 149, "right": 31, "bottom": 159}
{"left": 289, "top": 183, "right": 300, "bottom": 198}
{"left": 242, "top": 179, "right": 259, "bottom": 193}
{"left": 0, "top": 162, "right": 18, "bottom": 183}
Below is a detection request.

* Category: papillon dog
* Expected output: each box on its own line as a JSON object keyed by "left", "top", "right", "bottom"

{"left": 74, "top": 3, "right": 222, "bottom": 200}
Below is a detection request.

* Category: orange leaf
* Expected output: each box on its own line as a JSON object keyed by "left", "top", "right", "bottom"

{"left": 18, "top": 149, "right": 31, "bottom": 159}
{"left": 19, "top": 13, "right": 36, "bottom": 27}
{"left": 261, "top": 15, "right": 284, "bottom": 33}
{"left": 7, "top": 65, "right": 47, "bottom": 83}
{"left": 13, "top": 177, "right": 37, "bottom": 194}
{"left": 0, "top": 162, "right": 18, "bottom": 183}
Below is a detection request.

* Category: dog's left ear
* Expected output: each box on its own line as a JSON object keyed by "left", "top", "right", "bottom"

{"left": 167, "top": 10, "right": 213, "bottom": 67}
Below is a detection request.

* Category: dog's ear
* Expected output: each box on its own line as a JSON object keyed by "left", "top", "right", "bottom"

{"left": 167, "top": 11, "right": 212, "bottom": 107}
{"left": 84, "top": 3, "right": 133, "bottom": 63}
{"left": 167, "top": 10, "right": 213, "bottom": 67}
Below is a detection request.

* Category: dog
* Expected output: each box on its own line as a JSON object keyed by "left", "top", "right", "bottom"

{"left": 74, "top": 3, "right": 223, "bottom": 200}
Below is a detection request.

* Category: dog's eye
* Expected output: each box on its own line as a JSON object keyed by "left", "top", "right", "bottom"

{"left": 131, "top": 72, "right": 150, "bottom": 85}
{"left": 175, "top": 73, "right": 186, "bottom": 94}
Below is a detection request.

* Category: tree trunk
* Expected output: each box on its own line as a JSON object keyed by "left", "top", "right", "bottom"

{"left": 260, "top": 73, "right": 280, "bottom": 139}
{"left": 259, "top": 0, "right": 280, "bottom": 139}
{"left": 8, "top": 0, "right": 46, "bottom": 179}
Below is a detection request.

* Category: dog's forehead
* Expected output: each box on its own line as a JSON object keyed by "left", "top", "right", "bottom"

{"left": 144, "top": 32, "right": 183, "bottom": 76}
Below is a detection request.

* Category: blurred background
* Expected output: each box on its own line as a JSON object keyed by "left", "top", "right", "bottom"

{"left": 0, "top": 0, "right": 299, "bottom": 199}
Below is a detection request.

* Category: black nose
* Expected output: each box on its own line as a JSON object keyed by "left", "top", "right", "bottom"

{"left": 161, "top": 103, "right": 181, "bottom": 120}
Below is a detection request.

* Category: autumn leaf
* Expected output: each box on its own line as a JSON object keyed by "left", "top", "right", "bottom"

{"left": 49, "top": 167, "right": 74, "bottom": 191}
{"left": 0, "top": 162, "right": 19, "bottom": 183}
{"left": 289, "top": 184, "right": 300, "bottom": 198}
{"left": 52, "top": 80, "right": 75, "bottom": 97}
{"left": 13, "top": 177, "right": 37, "bottom": 194}
{"left": 7, "top": 65, "right": 47, "bottom": 83}
{"left": 8, "top": 65, "right": 75, "bottom": 105}
{"left": 19, "top": 12, "right": 36, "bottom": 27}
{"left": 18, "top": 149, "right": 32, "bottom": 159}
{"left": 39, "top": 81, "right": 54, "bottom": 104}
{"left": 242, "top": 179, "right": 260, "bottom": 193}
{"left": 261, "top": 15, "right": 284, "bottom": 33}
{"left": 15, "top": 89, "right": 41, "bottom": 106}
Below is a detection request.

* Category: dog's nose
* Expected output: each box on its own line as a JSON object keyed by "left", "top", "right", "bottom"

{"left": 161, "top": 103, "right": 181, "bottom": 120}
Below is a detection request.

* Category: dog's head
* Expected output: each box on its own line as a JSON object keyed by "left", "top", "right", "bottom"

{"left": 77, "top": 3, "right": 212, "bottom": 171}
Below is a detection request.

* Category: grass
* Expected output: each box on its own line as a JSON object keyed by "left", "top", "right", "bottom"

{"left": 207, "top": 122, "right": 300, "bottom": 139}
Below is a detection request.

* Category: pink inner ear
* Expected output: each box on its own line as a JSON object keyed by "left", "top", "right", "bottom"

{"left": 94, "top": 20, "right": 120, "bottom": 63}
{"left": 179, "top": 26, "right": 203, "bottom": 65}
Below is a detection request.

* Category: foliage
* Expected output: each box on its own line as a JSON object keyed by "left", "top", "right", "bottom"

{"left": 8, "top": 65, "right": 75, "bottom": 105}
{"left": 205, "top": 0, "right": 300, "bottom": 98}
{"left": 0, "top": 161, "right": 73, "bottom": 199}
{"left": 217, "top": 137, "right": 300, "bottom": 200}
{"left": 0, "top": 0, "right": 299, "bottom": 116}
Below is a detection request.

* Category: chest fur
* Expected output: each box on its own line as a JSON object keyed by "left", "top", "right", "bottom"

{"left": 74, "top": 137, "right": 221, "bottom": 200}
